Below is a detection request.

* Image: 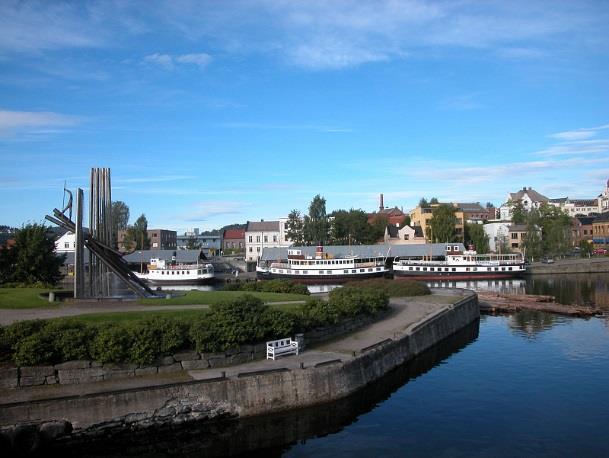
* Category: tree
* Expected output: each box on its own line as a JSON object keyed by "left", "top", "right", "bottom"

{"left": 286, "top": 209, "right": 305, "bottom": 245}
{"left": 122, "top": 214, "right": 150, "bottom": 251}
{"left": 428, "top": 204, "right": 457, "bottom": 243}
{"left": 0, "top": 224, "right": 65, "bottom": 286}
{"left": 429, "top": 197, "right": 439, "bottom": 205}
{"left": 368, "top": 214, "right": 388, "bottom": 243}
{"left": 464, "top": 223, "right": 490, "bottom": 253}
{"left": 522, "top": 209, "right": 543, "bottom": 261}
{"left": 485, "top": 202, "right": 494, "bottom": 209}
{"left": 303, "top": 195, "right": 329, "bottom": 244}
{"left": 579, "top": 239, "right": 593, "bottom": 258}
{"left": 330, "top": 209, "right": 377, "bottom": 245}
{"left": 186, "top": 236, "right": 201, "bottom": 250}
{"left": 418, "top": 198, "right": 429, "bottom": 208}
{"left": 510, "top": 200, "right": 527, "bottom": 224}
{"left": 400, "top": 215, "right": 411, "bottom": 227}
{"left": 111, "top": 201, "right": 129, "bottom": 249}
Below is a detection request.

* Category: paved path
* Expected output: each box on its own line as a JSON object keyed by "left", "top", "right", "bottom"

{"left": 0, "top": 291, "right": 466, "bottom": 405}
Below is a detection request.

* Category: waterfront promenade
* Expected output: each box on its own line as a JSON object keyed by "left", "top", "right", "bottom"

{"left": 0, "top": 290, "right": 463, "bottom": 406}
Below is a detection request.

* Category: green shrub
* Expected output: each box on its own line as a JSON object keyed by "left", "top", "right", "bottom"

{"left": 221, "top": 283, "right": 243, "bottom": 291}
{"left": 222, "top": 280, "right": 310, "bottom": 295}
{"left": 300, "top": 298, "right": 340, "bottom": 327}
{"left": 13, "top": 330, "right": 56, "bottom": 366}
{"left": 45, "top": 320, "right": 95, "bottom": 362}
{"left": 90, "top": 324, "right": 132, "bottom": 364}
{"left": 262, "top": 308, "right": 295, "bottom": 337}
{"left": 344, "top": 278, "right": 430, "bottom": 297}
{"left": 128, "top": 317, "right": 190, "bottom": 365}
{"left": 329, "top": 287, "right": 389, "bottom": 317}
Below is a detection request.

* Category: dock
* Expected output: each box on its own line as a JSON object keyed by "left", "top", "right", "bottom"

{"left": 478, "top": 292, "right": 604, "bottom": 317}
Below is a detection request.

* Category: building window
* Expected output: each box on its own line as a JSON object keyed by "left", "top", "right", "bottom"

{"left": 264, "top": 236, "right": 268, "bottom": 243}
{"left": 64, "top": 242, "right": 70, "bottom": 248}
{"left": 257, "top": 247, "right": 260, "bottom": 252}
{"left": 239, "top": 242, "right": 243, "bottom": 248}
{"left": 249, "top": 247, "right": 252, "bottom": 253}
{"left": 256, "top": 236, "right": 260, "bottom": 242}
{"left": 248, "top": 236, "right": 252, "bottom": 242}
{"left": 511, "top": 233, "right": 518, "bottom": 239}
{"left": 273, "top": 235, "right": 277, "bottom": 242}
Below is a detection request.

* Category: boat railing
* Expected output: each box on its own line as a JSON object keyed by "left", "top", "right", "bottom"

{"left": 270, "top": 260, "right": 385, "bottom": 269}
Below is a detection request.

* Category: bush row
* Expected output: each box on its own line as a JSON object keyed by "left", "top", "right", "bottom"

{"left": 0, "top": 287, "right": 389, "bottom": 367}
{"left": 222, "top": 279, "right": 310, "bottom": 295}
{"left": 344, "top": 278, "right": 431, "bottom": 297}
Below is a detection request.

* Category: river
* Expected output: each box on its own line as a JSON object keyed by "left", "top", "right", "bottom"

{"left": 62, "top": 275, "right": 609, "bottom": 457}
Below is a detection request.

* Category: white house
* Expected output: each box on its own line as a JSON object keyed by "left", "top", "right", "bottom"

{"left": 244, "top": 219, "right": 291, "bottom": 263}
{"left": 483, "top": 221, "right": 511, "bottom": 253}
{"left": 499, "top": 187, "right": 549, "bottom": 220}
{"left": 383, "top": 224, "right": 426, "bottom": 245}
{"left": 55, "top": 231, "right": 76, "bottom": 253}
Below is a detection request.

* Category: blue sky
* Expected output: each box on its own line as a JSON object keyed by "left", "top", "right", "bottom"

{"left": 1, "top": 0, "right": 608, "bottom": 233}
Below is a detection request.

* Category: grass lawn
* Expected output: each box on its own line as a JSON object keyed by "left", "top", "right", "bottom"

{"left": 139, "top": 290, "right": 309, "bottom": 306}
{"left": 0, "top": 288, "right": 60, "bottom": 309}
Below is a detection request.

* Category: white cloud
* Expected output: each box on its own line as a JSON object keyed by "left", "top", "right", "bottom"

{"left": 144, "top": 52, "right": 212, "bottom": 70}
{"left": 0, "top": 109, "right": 83, "bottom": 137}
{"left": 181, "top": 200, "right": 246, "bottom": 222}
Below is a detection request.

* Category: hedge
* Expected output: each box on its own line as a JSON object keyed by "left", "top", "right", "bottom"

{"left": 344, "top": 278, "right": 431, "bottom": 297}
{"left": 0, "top": 288, "right": 390, "bottom": 366}
{"left": 222, "top": 279, "right": 309, "bottom": 295}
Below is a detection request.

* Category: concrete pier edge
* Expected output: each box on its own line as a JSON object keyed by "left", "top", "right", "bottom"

{"left": 0, "top": 289, "right": 479, "bottom": 452}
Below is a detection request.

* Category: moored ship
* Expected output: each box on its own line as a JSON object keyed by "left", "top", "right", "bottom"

{"left": 393, "top": 244, "right": 526, "bottom": 280}
{"left": 136, "top": 258, "right": 215, "bottom": 285}
{"left": 257, "top": 245, "right": 390, "bottom": 283}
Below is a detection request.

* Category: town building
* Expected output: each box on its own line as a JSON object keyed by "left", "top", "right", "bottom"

{"left": 549, "top": 198, "right": 600, "bottom": 217}
{"left": 483, "top": 221, "right": 511, "bottom": 253}
{"left": 55, "top": 231, "right": 77, "bottom": 253}
{"left": 571, "top": 216, "right": 595, "bottom": 247}
{"left": 245, "top": 219, "right": 291, "bottom": 264}
{"left": 367, "top": 194, "right": 407, "bottom": 226}
{"left": 383, "top": 224, "right": 425, "bottom": 245}
{"left": 507, "top": 224, "right": 528, "bottom": 253}
{"left": 222, "top": 228, "right": 245, "bottom": 253}
{"left": 118, "top": 229, "right": 177, "bottom": 252}
{"left": 409, "top": 203, "right": 466, "bottom": 242}
{"left": 592, "top": 212, "right": 609, "bottom": 249}
{"left": 598, "top": 179, "right": 609, "bottom": 214}
{"left": 456, "top": 202, "right": 494, "bottom": 224}
{"left": 176, "top": 229, "right": 222, "bottom": 256}
{"left": 499, "top": 187, "right": 549, "bottom": 220}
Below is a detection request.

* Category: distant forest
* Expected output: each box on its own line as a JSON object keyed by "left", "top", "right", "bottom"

{"left": 198, "top": 223, "right": 245, "bottom": 236}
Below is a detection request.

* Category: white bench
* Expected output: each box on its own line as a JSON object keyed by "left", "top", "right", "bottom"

{"left": 266, "top": 338, "right": 299, "bottom": 360}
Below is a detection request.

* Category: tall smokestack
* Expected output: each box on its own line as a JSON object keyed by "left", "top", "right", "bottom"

{"left": 379, "top": 193, "right": 384, "bottom": 211}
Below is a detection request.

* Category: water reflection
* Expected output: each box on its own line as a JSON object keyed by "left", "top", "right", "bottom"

{"left": 507, "top": 311, "right": 568, "bottom": 339}
{"left": 53, "top": 321, "right": 480, "bottom": 458}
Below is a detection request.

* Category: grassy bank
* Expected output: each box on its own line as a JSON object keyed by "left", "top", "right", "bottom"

{"left": 139, "top": 290, "right": 309, "bottom": 306}
{"left": 0, "top": 288, "right": 59, "bottom": 309}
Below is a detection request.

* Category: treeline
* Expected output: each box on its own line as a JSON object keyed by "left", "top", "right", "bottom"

{"left": 285, "top": 194, "right": 408, "bottom": 246}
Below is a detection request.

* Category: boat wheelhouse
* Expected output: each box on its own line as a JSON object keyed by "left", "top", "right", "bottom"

{"left": 393, "top": 244, "right": 526, "bottom": 280}
{"left": 136, "top": 258, "right": 215, "bottom": 285}
{"left": 257, "top": 245, "right": 390, "bottom": 283}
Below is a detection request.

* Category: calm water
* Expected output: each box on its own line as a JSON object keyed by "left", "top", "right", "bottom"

{"left": 67, "top": 274, "right": 609, "bottom": 456}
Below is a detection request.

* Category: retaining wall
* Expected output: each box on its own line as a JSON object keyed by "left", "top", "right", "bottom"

{"left": 527, "top": 258, "right": 609, "bottom": 274}
{"left": 0, "top": 291, "right": 479, "bottom": 452}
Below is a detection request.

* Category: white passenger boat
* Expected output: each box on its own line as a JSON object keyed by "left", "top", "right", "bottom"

{"left": 257, "top": 245, "right": 390, "bottom": 283}
{"left": 393, "top": 244, "right": 526, "bottom": 280}
{"left": 135, "top": 258, "right": 215, "bottom": 285}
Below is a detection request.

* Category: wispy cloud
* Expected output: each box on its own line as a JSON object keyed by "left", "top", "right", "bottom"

{"left": 539, "top": 123, "right": 609, "bottom": 156}
{"left": 113, "top": 175, "right": 196, "bottom": 184}
{"left": 180, "top": 200, "right": 246, "bottom": 222}
{"left": 439, "top": 93, "right": 484, "bottom": 111}
{"left": 143, "top": 52, "right": 212, "bottom": 70}
{"left": 0, "top": 109, "right": 84, "bottom": 137}
{"left": 217, "top": 121, "right": 352, "bottom": 133}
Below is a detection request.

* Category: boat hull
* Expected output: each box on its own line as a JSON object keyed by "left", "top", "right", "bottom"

{"left": 143, "top": 277, "right": 215, "bottom": 286}
{"left": 393, "top": 270, "right": 525, "bottom": 281}
{"left": 256, "top": 270, "right": 388, "bottom": 284}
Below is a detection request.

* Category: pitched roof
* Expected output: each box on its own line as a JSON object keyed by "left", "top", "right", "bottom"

{"left": 386, "top": 224, "right": 399, "bottom": 238}
{"left": 455, "top": 202, "right": 485, "bottom": 212}
{"left": 509, "top": 188, "right": 549, "bottom": 203}
{"left": 508, "top": 224, "right": 528, "bottom": 232}
{"left": 223, "top": 228, "right": 245, "bottom": 239}
{"left": 594, "top": 212, "right": 609, "bottom": 223}
{"left": 575, "top": 216, "right": 595, "bottom": 226}
{"left": 571, "top": 199, "right": 597, "bottom": 206}
{"left": 246, "top": 221, "right": 280, "bottom": 232}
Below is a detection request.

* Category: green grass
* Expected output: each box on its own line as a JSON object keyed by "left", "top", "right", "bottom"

{"left": 139, "top": 290, "right": 309, "bottom": 306}
{"left": 0, "top": 287, "right": 60, "bottom": 309}
{"left": 51, "top": 308, "right": 212, "bottom": 324}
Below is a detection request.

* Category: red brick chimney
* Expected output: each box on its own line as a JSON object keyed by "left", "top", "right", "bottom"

{"left": 379, "top": 193, "right": 384, "bottom": 211}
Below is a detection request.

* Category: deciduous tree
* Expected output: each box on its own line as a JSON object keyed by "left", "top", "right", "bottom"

{"left": 428, "top": 204, "right": 457, "bottom": 243}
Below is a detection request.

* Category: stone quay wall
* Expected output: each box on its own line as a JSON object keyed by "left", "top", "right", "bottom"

{"left": 527, "top": 257, "right": 609, "bottom": 274}
{"left": 0, "top": 290, "right": 479, "bottom": 446}
{"left": 0, "top": 310, "right": 387, "bottom": 389}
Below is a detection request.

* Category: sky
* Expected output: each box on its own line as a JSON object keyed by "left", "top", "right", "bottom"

{"left": 1, "top": 0, "right": 608, "bottom": 233}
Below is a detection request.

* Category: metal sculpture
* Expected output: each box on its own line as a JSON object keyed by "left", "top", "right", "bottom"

{"left": 46, "top": 168, "right": 154, "bottom": 299}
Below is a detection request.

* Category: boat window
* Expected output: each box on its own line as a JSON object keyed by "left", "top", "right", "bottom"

{"left": 509, "top": 267, "right": 512, "bottom": 271}
{"left": 452, "top": 268, "right": 456, "bottom": 271}
{"left": 303, "top": 270, "right": 308, "bottom": 274}
{"left": 352, "top": 270, "right": 356, "bottom": 273}
{"left": 344, "top": 270, "right": 349, "bottom": 274}
{"left": 454, "top": 246, "right": 459, "bottom": 251}
{"left": 327, "top": 270, "right": 332, "bottom": 274}
{"left": 488, "top": 268, "right": 491, "bottom": 271}
{"left": 430, "top": 268, "right": 434, "bottom": 271}
{"left": 319, "top": 270, "right": 324, "bottom": 274}
{"left": 446, "top": 246, "right": 452, "bottom": 251}
{"left": 416, "top": 267, "right": 420, "bottom": 271}
{"left": 376, "top": 267, "right": 381, "bottom": 271}
{"left": 409, "top": 267, "right": 413, "bottom": 271}
{"left": 445, "top": 268, "right": 449, "bottom": 272}
{"left": 423, "top": 267, "right": 427, "bottom": 271}
{"left": 171, "top": 271, "right": 175, "bottom": 275}
{"left": 198, "top": 270, "right": 201, "bottom": 274}
{"left": 368, "top": 268, "right": 373, "bottom": 272}
{"left": 466, "top": 268, "right": 470, "bottom": 271}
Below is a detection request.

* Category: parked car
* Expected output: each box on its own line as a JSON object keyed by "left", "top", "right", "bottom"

{"left": 541, "top": 257, "right": 555, "bottom": 264}
{"left": 593, "top": 248, "right": 608, "bottom": 255}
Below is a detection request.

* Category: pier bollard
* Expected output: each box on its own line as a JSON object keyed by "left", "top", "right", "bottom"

{"left": 48, "top": 292, "right": 55, "bottom": 303}
{"left": 300, "top": 362, "right": 304, "bottom": 369}
{"left": 221, "top": 371, "right": 226, "bottom": 378}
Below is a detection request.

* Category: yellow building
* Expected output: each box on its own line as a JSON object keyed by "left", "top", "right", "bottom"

{"left": 409, "top": 203, "right": 465, "bottom": 242}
